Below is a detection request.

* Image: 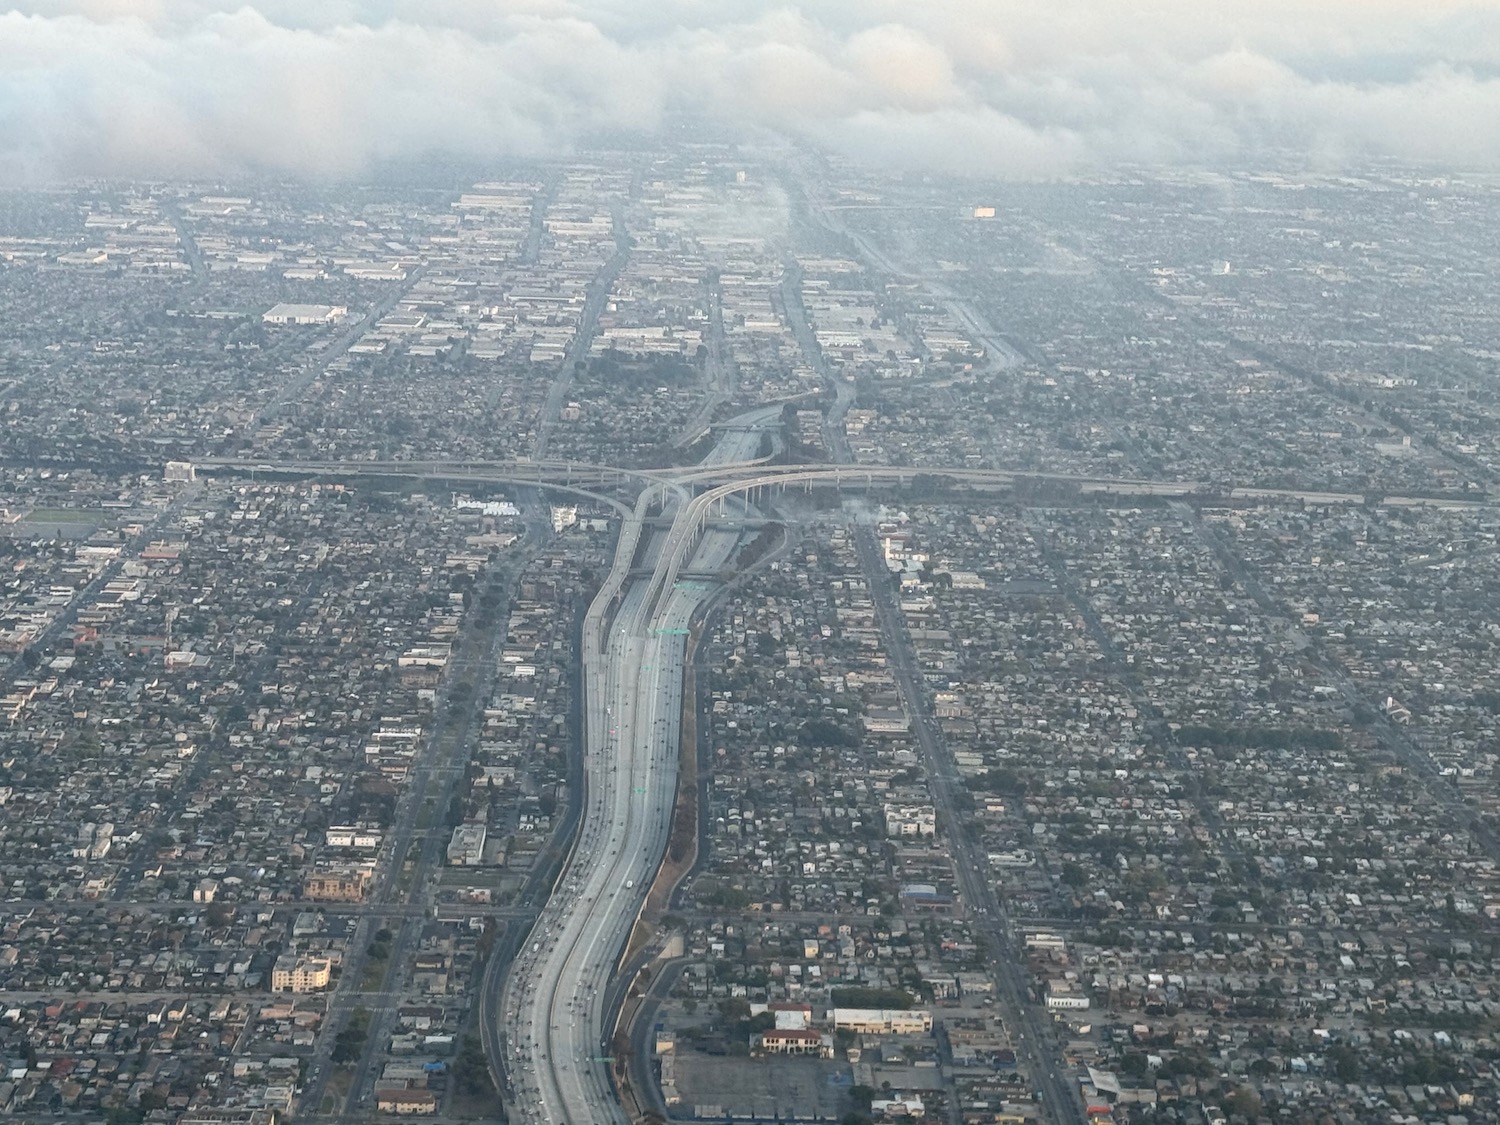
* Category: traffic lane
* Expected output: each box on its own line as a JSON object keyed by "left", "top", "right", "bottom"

{"left": 502, "top": 477, "right": 749, "bottom": 1121}
{"left": 533, "top": 585, "right": 658, "bottom": 1119}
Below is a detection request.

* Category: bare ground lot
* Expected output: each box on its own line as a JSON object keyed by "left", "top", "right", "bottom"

{"left": 671, "top": 1051, "right": 853, "bottom": 1121}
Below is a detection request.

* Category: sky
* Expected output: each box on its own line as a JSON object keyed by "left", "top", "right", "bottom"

{"left": 2, "top": 0, "right": 1499, "bottom": 180}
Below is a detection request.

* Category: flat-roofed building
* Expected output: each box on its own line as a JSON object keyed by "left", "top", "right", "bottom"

{"left": 376, "top": 1090, "right": 438, "bottom": 1115}
{"left": 754, "top": 1029, "right": 835, "bottom": 1057}
{"left": 831, "top": 1008, "right": 933, "bottom": 1035}
{"left": 262, "top": 302, "right": 346, "bottom": 326}
{"left": 304, "top": 863, "right": 373, "bottom": 902}
{"left": 271, "top": 955, "right": 331, "bottom": 993}
{"left": 447, "top": 822, "right": 487, "bottom": 866}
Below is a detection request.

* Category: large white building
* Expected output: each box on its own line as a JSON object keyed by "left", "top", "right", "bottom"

{"left": 326, "top": 824, "right": 383, "bottom": 851}
{"left": 262, "top": 303, "right": 346, "bottom": 326}
{"left": 447, "top": 823, "right": 487, "bottom": 866}
{"left": 884, "top": 803, "right": 936, "bottom": 838}
{"left": 73, "top": 822, "right": 113, "bottom": 860}
{"left": 754, "top": 1029, "right": 835, "bottom": 1057}
{"left": 1045, "top": 980, "right": 1091, "bottom": 1010}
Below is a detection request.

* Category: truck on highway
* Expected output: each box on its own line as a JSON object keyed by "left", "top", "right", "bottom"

{"left": 625, "top": 879, "right": 635, "bottom": 889}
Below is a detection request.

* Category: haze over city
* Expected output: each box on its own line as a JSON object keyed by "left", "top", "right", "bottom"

{"left": 4, "top": 1, "right": 1500, "bottom": 178}
{"left": 3, "top": 5, "right": 1500, "bottom": 1125}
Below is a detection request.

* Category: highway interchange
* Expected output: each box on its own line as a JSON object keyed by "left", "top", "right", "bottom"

{"left": 496, "top": 414, "right": 772, "bottom": 1125}
{"left": 187, "top": 414, "right": 1497, "bottom": 1125}
{"left": 195, "top": 453, "right": 1486, "bottom": 514}
{"left": 187, "top": 362, "right": 1498, "bottom": 1125}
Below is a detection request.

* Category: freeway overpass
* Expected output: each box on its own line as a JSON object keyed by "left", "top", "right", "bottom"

{"left": 191, "top": 453, "right": 1488, "bottom": 511}
{"left": 495, "top": 417, "right": 772, "bottom": 1125}
{"left": 180, "top": 441, "right": 1490, "bottom": 1124}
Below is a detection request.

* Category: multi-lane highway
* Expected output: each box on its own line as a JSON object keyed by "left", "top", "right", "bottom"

{"left": 497, "top": 416, "right": 768, "bottom": 1125}
{"left": 184, "top": 400, "right": 1492, "bottom": 1125}
{"left": 194, "top": 452, "right": 1483, "bottom": 514}
{"left": 534, "top": 202, "right": 631, "bottom": 461}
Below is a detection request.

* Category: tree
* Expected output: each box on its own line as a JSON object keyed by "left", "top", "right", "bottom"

{"left": 848, "top": 1084, "right": 876, "bottom": 1113}
{"left": 138, "top": 1089, "right": 169, "bottom": 1113}
{"left": 1326, "top": 1042, "right": 1361, "bottom": 1082}
{"left": 454, "top": 1034, "right": 495, "bottom": 1097}
{"left": 331, "top": 1033, "right": 363, "bottom": 1065}
{"left": 1221, "top": 1087, "right": 1261, "bottom": 1119}
{"left": 331, "top": 1007, "right": 371, "bottom": 1066}
{"left": 799, "top": 718, "right": 857, "bottom": 748}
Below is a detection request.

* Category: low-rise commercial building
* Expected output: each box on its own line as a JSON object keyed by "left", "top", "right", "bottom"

{"left": 831, "top": 1008, "right": 934, "bottom": 1035}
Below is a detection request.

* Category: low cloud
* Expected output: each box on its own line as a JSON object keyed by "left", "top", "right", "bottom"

{"left": 3, "top": 0, "right": 1500, "bottom": 180}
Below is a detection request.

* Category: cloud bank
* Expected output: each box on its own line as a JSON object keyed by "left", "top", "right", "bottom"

{"left": 3, "top": 0, "right": 1500, "bottom": 180}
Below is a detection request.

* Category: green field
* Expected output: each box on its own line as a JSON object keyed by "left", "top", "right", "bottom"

{"left": 19, "top": 508, "right": 101, "bottom": 525}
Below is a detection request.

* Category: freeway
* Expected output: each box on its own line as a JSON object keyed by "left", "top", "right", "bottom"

{"left": 190, "top": 453, "right": 1487, "bottom": 515}
{"left": 791, "top": 173, "right": 1029, "bottom": 372}
{"left": 549, "top": 447, "right": 1104, "bottom": 1125}
{"left": 160, "top": 199, "right": 205, "bottom": 281}
{"left": 522, "top": 174, "right": 562, "bottom": 266}
{"left": 670, "top": 272, "right": 736, "bottom": 449}
{"left": 498, "top": 415, "right": 768, "bottom": 1125}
